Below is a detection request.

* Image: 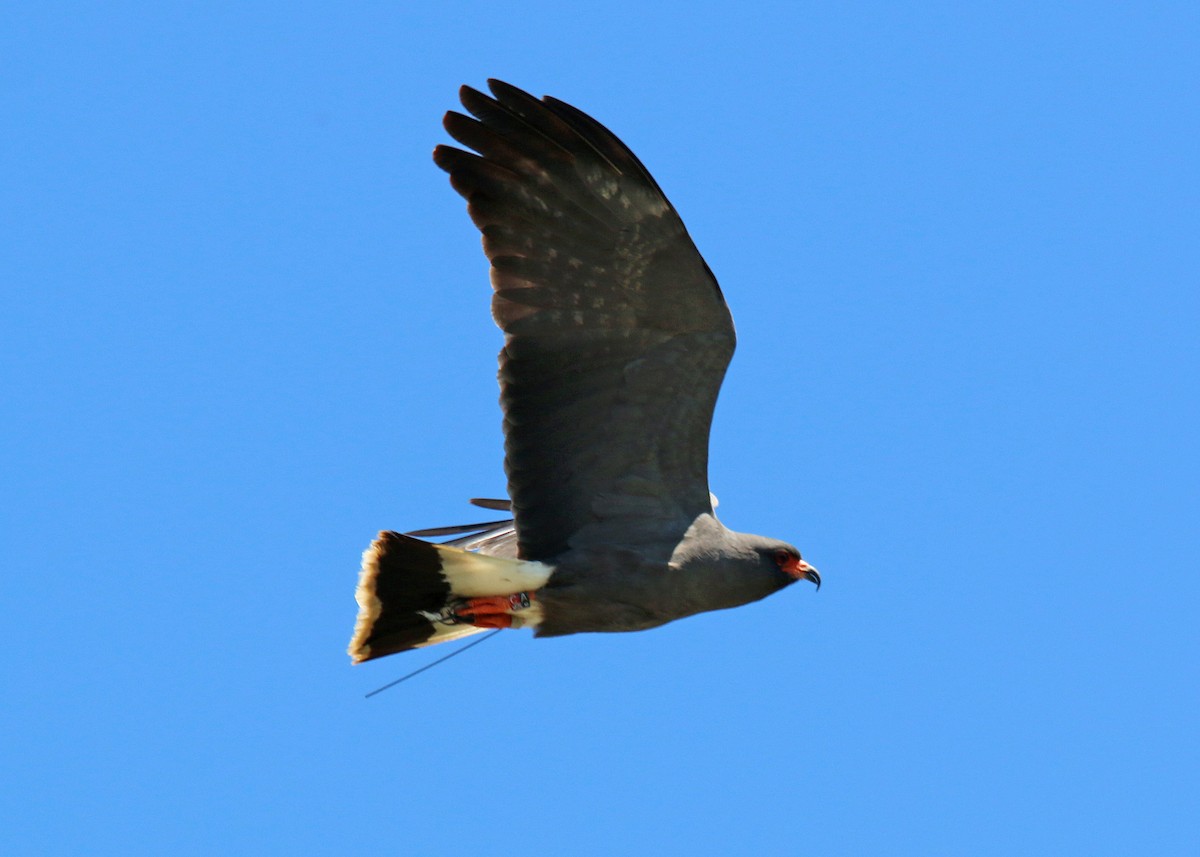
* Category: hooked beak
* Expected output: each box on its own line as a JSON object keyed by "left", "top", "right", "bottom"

{"left": 782, "top": 556, "right": 821, "bottom": 591}
{"left": 797, "top": 560, "right": 821, "bottom": 591}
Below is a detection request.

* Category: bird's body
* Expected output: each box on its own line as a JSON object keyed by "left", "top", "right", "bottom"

{"left": 536, "top": 515, "right": 798, "bottom": 637}
{"left": 348, "top": 81, "right": 819, "bottom": 664}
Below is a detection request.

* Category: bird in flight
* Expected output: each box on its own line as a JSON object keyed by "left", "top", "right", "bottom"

{"left": 348, "top": 80, "right": 820, "bottom": 663}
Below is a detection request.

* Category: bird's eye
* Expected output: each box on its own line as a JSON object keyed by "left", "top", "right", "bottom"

{"left": 773, "top": 549, "right": 791, "bottom": 567}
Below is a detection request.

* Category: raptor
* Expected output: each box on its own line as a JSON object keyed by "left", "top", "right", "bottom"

{"left": 349, "top": 80, "right": 820, "bottom": 663}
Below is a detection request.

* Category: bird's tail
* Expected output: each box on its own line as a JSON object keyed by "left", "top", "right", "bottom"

{"left": 348, "top": 531, "right": 553, "bottom": 663}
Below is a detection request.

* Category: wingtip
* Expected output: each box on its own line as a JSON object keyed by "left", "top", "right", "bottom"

{"left": 431, "top": 143, "right": 451, "bottom": 171}
{"left": 432, "top": 143, "right": 472, "bottom": 175}
{"left": 469, "top": 497, "right": 513, "bottom": 511}
{"left": 487, "top": 78, "right": 540, "bottom": 110}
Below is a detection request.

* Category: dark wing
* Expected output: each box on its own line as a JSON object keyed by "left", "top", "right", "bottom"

{"left": 433, "top": 80, "right": 735, "bottom": 561}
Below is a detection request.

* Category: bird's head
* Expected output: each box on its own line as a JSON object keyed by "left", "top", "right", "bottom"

{"left": 764, "top": 543, "right": 821, "bottom": 590}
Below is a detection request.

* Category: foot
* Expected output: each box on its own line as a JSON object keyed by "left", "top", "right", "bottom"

{"left": 451, "top": 592, "right": 536, "bottom": 628}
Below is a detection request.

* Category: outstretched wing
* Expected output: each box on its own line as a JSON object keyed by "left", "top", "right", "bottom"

{"left": 434, "top": 81, "right": 736, "bottom": 561}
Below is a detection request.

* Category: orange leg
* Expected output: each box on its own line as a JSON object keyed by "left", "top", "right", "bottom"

{"left": 451, "top": 592, "right": 535, "bottom": 628}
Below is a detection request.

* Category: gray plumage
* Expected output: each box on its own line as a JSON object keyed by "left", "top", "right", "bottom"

{"left": 406, "top": 501, "right": 805, "bottom": 637}
{"left": 348, "top": 81, "right": 818, "bottom": 662}
{"left": 433, "top": 81, "right": 819, "bottom": 631}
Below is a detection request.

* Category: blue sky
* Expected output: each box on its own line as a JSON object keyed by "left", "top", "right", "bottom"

{"left": 3, "top": 2, "right": 1197, "bottom": 854}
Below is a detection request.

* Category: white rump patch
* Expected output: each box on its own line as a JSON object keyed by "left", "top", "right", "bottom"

{"left": 431, "top": 543, "right": 554, "bottom": 596}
